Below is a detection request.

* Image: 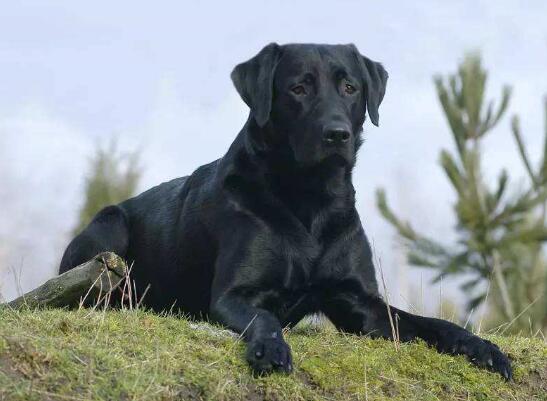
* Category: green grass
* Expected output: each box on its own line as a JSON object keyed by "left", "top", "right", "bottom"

{"left": 0, "top": 308, "right": 546, "bottom": 400}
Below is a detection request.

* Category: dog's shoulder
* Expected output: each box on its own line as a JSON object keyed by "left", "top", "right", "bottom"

{"left": 185, "top": 159, "right": 221, "bottom": 191}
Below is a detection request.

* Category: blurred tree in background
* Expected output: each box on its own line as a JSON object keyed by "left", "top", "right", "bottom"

{"left": 376, "top": 54, "right": 547, "bottom": 335}
{"left": 73, "top": 141, "right": 140, "bottom": 234}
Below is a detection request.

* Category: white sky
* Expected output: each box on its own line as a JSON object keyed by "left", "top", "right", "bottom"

{"left": 1, "top": 1, "right": 546, "bottom": 316}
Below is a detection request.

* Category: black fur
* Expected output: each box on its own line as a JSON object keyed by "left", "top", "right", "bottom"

{"left": 60, "top": 43, "right": 512, "bottom": 379}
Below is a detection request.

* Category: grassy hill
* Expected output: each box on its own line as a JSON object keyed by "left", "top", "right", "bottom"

{"left": 0, "top": 308, "right": 546, "bottom": 401}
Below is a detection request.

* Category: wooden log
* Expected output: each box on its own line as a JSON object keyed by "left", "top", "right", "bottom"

{"left": 5, "top": 252, "right": 127, "bottom": 309}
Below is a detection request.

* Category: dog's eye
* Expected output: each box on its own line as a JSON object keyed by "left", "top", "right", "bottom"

{"left": 291, "top": 85, "right": 307, "bottom": 96}
{"left": 344, "top": 83, "right": 356, "bottom": 94}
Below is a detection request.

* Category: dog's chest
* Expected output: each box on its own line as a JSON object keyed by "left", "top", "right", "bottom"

{"left": 253, "top": 284, "right": 322, "bottom": 326}
{"left": 256, "top": 240, "right": 347, "bottom": 321}
{"left": 275, "top": 218, "right": 352, "bottom": 285}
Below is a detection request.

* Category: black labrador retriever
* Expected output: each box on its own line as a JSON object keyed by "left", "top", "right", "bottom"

{"left": 60, "top": 43, "right": 512, "bottom": 379}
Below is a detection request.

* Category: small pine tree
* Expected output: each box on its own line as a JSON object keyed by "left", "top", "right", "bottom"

{"left": 73, "top": 141, "right": 140, "bottom": 234}
{"left": 376, "top": 54, "right": 547, "bottom": 334}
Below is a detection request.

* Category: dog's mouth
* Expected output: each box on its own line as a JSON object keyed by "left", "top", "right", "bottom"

{"left": 289, "top": 140, "right": 354, "bottom": 169}
{"left": 321, "top": 152, "right": 352, "bottom": 167}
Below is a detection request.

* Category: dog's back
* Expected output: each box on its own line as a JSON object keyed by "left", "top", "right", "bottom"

{"left": 60, "top": 160, "right": 221, "bottom": 314}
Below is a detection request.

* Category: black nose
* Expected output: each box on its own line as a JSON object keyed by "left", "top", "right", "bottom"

{"left": 323, "top": 126, "right": 351, "bottom": 145}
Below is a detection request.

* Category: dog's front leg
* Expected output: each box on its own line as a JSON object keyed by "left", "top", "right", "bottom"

{"left": 210, "top": 293, "right": 292, "bottom": 374}
{"left": 322, "top": 288, "right": 512, "bottom": 380}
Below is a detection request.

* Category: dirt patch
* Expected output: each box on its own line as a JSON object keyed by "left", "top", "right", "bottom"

{"left": 380, "top": 380, "right": 399, "bottom": 398}
{"left": 0, "top": 353, "right": 25, "bottom": 382}
{"left": 172, "top": 385, "right": 202, "bottom": 401}
{"left": 1, "top": 336, "right": 52, "bottom": 380}
{"left": 293, "top": 369, "right": 345, "bottom": 400}
{"left": 242, "top": 383, "right": 265, "bottom": 401}
{"left": 520, "top": 366, "right": 547, "bottom": 394}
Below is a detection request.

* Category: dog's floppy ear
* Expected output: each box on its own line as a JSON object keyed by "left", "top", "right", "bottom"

{"left": 231, "top": 43, "right": 281, "bottom": 127}
{"left": 349, "top": 44, "right": 388, "bottom": 127}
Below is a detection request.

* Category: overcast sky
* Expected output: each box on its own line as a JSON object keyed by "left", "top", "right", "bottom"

{"left": 1, "top": 1, "right": 546, "bottom": 315}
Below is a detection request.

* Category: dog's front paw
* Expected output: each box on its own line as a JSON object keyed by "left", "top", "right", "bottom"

{"left": 439, "top": 331, "right": 512, "bottom": 380}
{"left": 246, "top": 334, "right": 292, "bottom": 374}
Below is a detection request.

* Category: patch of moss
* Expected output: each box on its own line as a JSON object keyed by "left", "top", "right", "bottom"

{"left": 0, "top": 308, "right": 545, "bottom": 400}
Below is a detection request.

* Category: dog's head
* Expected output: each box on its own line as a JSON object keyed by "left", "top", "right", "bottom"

{"left": 231, "top": 43, "right": 388, "bottom": 167}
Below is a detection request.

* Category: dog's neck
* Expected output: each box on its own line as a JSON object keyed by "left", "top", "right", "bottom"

{"left": 222, "top": 118, "right": 356, "bottom": 229}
